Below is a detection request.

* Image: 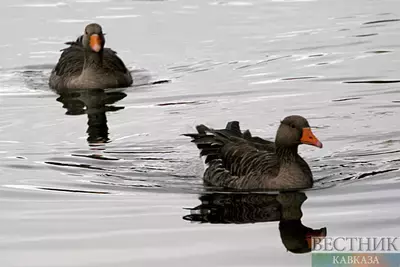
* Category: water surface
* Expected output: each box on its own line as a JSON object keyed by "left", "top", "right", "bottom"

{"left": 1, "top": 0, "right": 400, "bottom": 266}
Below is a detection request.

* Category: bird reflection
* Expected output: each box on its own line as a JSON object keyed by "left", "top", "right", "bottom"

{"left": 55, "top": 88, "right": 127, "bottom": 145}
{"left": 183, "top": 191, "right": 327, "bottom": 254}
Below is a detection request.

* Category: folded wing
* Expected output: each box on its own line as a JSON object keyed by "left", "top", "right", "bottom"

{"left": 184, "top": 121, "right": 279, "bottom": 189}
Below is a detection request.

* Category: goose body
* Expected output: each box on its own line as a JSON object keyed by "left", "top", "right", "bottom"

{"left": 49, "top": 23, "right": 133, "bottom": 91}
{"left": 184, "top": 115, "right": 323, "bottom": 191}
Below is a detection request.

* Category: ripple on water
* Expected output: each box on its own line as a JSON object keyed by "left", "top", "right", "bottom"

{"left": 95, "top": 15, "right": 141, "bottom": 19}
{"left": 10, "top": 2, "right": 67, "bottom": 8}
{"left": 55, "top": 19, "right": 93, "bottom": 23}
{"left": 74, "top": 0, "right": 112, "bottom": 3}
{"left": 363, "top": 19, "right": 400, "bottom": 25}
{"left": 106, "top": 7, "right": 135, "bottom": 10}
{"left": 209, "top": 1, "right": 254, "bottom": 6}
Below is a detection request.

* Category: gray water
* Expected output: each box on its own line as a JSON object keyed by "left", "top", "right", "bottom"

{"left": 1, "top": 0, "right": 400, "bottom": 266}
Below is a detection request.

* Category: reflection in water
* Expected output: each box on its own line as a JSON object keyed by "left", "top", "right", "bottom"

{"left": 183, "top": 191, "right": 327, "bottom": 254}
{"left": 55, "top": 89, "right": 127, "bottom": 145}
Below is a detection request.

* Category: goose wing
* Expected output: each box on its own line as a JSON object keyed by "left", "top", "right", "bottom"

{"left": 184, "top": 122, "right": 279, "bottom": 189}
{"left": 52, "top": 39, "right": 84, "bottom": 77}
{"left": 102, "top": 48, "right": 130, "bottom": 74}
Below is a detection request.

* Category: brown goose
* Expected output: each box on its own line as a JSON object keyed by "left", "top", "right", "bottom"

{"left": 184, "top": 115, "right": 323, "bottom": 190}
{"left": 49, "top": 23, "right": 133, "bottom": 91}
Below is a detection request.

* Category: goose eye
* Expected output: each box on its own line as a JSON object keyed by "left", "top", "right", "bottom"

{"left": 290, "top": 124, "right": 295, "bottom": 129}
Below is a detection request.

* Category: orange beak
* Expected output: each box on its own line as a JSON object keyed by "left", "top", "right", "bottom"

{"left": 300, "top": 128, "right": 323, "bottom": 148}
{"left": 89, "top": 34, "right": 102, "bottom": 52}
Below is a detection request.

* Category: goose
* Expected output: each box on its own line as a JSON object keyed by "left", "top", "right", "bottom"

{"left": 49, "top": 23, "right": 132, "bottom": 91}
{"left": 184, "top": 115, "right": 323, "bottom": 190}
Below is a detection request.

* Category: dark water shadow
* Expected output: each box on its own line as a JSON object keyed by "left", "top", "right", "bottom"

{"left": 55, "top": 88, "right": 127, "bottom": 145}
{"left": 344, "top": 80, "right": 400, "bottom": 84}
{"left": 183, "top": 191, "right": 327, "bottom": 254}
{"left": 363, "top": 19, "right": 400, "bottom": 25}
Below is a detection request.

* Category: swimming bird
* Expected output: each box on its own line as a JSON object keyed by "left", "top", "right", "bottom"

{"left": 183, "top": 115, "right": 323, "bottom": 191}
{"left": 49, "top": 23, "right": 133, "bottom": 91}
